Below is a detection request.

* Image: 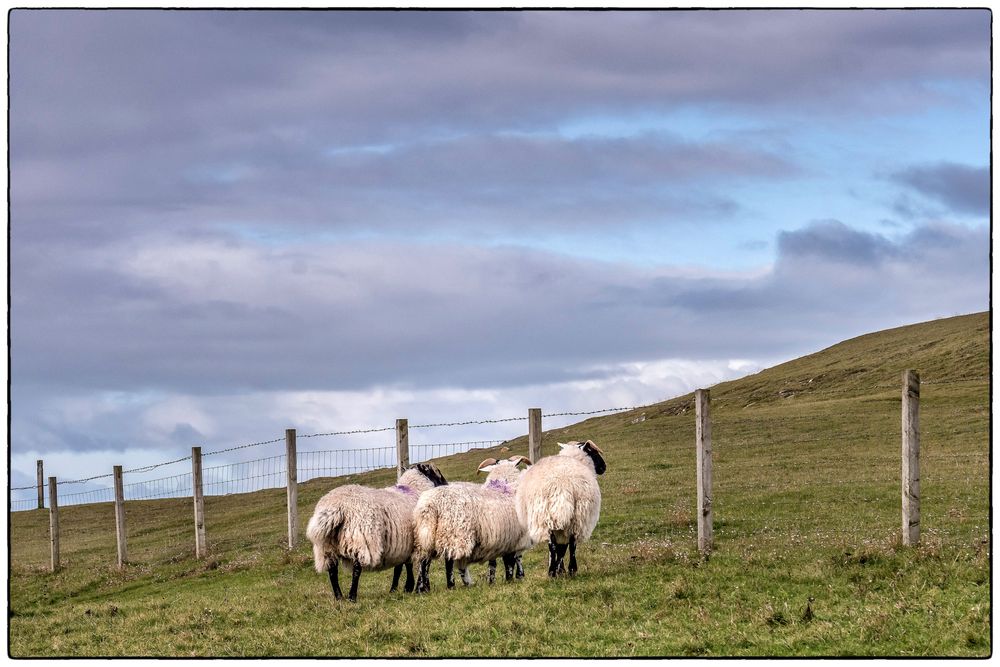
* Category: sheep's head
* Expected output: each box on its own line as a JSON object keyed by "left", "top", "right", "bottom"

{"left": 558, "top": 440, "right": 606, "bottom": 475}
{"left": 411, "top": 462, "right": 448, "bottom": 487}
{"left": 477, "top": 455, "right": 531, "bottom": 489}
{"left": 477, "top": 455, "right": 531, "bottom": 474}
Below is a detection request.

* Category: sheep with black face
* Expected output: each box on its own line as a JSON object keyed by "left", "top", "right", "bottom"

{"left": 515, "top": 440, "right": 606, "bottom": 577}
{"left": 305, "top": 462, "right": 448, "bottom": 602}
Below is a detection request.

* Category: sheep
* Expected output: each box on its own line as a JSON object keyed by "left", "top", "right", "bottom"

{"left": 515, "top": 440, "right": 606, "bottom": 577}
{"left": 305, "top": 462, "right": 448, "bottom": 602}
{"left": 413, "top": 455, "right": 532, "bottom": 592}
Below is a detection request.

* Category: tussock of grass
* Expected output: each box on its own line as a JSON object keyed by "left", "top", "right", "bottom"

{"left": 9, "top": 313, "right": 990, "bottom": 656}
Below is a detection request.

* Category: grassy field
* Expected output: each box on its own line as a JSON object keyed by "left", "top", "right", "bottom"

{"left": 8, "top": 312, "right": 990, "bottom": 657}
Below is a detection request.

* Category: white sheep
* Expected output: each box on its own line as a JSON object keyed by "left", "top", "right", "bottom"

{"left": 515, "top": 440, "right": 606, "bottom": 577}
{"left": 305, "top": 462, "right": 448, "bottom": 602}
{"left": 413, "top": 455, "right": 532, "bottom": 592}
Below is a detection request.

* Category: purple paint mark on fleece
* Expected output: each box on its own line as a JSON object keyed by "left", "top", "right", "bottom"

{"left": 394, "top": 484, "right": 417, "bottom": 496}
{"left": 485, "top": 479, "right": 512, "bottom": 495}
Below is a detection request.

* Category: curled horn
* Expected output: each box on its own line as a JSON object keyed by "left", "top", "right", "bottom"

{"left": 583, "top": 440, "right": 604, "bottom": 454}
{"left": 477, "top": 458, "right": 498, "bottom": 473}
{"left": 507, "top": 455, "right": 532, "bottom": 468}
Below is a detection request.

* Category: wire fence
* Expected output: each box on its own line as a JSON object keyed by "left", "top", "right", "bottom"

{"left": 10, "top": 437, "right": 513, "bottom": 512}
{"left": 9, "top": 402, "right": 655, "bottom": 511}
{"left": 9, "top": 375, "right": 990, "bottom": 572}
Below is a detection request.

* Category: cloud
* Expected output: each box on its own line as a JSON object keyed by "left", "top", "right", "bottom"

{"left": 12, "top": 220, "right": 988, "bottom": 397}
{"left": 11, "top": 10, "right": 989, "bottom": 161}
{"left": 776, "top": 220, "right": 896, "bottom": 265}
{"left": 11, "top": 130, "right": 798, "bottom": 242}
{"left": 891, "top": 162, "right": 989, "bottom": 216}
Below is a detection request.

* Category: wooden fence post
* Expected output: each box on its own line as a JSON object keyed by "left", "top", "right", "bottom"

{"left": 528, "top": 408, "right": 543, "bottom": 463}
{"left": 113, "top": 465, "right": 128, "bottom": 567}
{"left": 191, "top": 446, "right": 206, "bottom": 558}
{"left": 36, "top": 460, "right": 44, "bottom": 509}
{"left": 695, "top": 389, "right": 713, "bottom": 556}
{"left": 286, "top": 428, "right": 298, "bottom": 549}
{"left": 48, "top": 477, "right": 59, "bottom": 571}
{"left": 902, "top": 370, "right": 920, "bottom": 547}
{"left": 396, "top": 419, "right": 409, "bottom": 480}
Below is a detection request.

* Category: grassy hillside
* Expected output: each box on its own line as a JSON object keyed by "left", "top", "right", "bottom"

{"left": 8, "top": 312, "right": 990, "bottom": 657}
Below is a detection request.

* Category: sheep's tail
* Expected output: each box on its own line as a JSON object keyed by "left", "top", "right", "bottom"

{"left": 412, "top": 500, "right": 439, "bottom": 562}
{"left": 306, "top": 506, "right": 344, "bottom": 573}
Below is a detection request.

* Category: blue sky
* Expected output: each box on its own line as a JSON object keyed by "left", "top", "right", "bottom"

{"left": 8, "top": 9, "right": 991, "bottom": 497}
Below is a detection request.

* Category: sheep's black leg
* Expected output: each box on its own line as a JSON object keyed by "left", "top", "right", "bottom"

{"left": 404, "top": 562, "right": 415, "bottom": 593}
{"left": 328, "top": 560, "right": 343, "bottom": 600}
{"left": 547, "top": 537, "right": 559, "bottom": 577}
{"left": 515, "top": 553, "right": 524, "bottom": 579}
{"left": 416, "top": 558, "right": 431, "bottom": 594}
{"left": 348, "top": 561, "right": 362, "bottom": 603}
{"left": 555, "top": 542, "right": 568, "bottom": 575}
{"left": 568, "top": 535, "right": 578, "bottom": 576}
{"left": 502, "top": 553, "right": 516, "bottom": 582}
{"left": 390, "top": 564, "right": 403, "bottom": 592}
{"left": 487, "top": 559, "right": 497, "bottom": 584}
{"left": 445, "top": 558, "right": 456, "bottom": 589}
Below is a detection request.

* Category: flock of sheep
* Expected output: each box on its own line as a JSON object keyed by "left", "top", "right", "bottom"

{"left": 305, "top": 440, "right": 607, "bottom": 602}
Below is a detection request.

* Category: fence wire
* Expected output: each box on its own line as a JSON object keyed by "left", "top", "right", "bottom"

{"left": 10, "top": 381, "right": 988, "bottom": 580}
{"left": 411, "top": 440, "right": 503, "bottom": 463}
{"left": 298, "top": 447, "right": 396, "bottom": 480}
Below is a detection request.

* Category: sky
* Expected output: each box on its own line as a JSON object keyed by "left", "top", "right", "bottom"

{"left": 7, "top": 9, "right": 991, "bottom": 501}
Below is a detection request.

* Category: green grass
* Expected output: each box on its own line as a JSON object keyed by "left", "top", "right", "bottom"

{"left": 9, "top": 312, "right": 990, "bottom": 656}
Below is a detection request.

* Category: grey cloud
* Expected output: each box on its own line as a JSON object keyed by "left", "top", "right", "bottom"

{"left": 776, "top": 220, "right": 896, "bottom": 265}
{"left": 891, "top": 162, "right": 989, "bottom": 216}
{"left": 169, "top": 423, "right": 205, "bottom": 444}
{"left": 10, "top": 10, "right": 988, "bottom": 162}
{"left": 9, "top": 9, "right": 987, "bottom": 241}
{"left": 11, "top": 221, "right": 988, "bottom": 398}
{"left": 11, "top": 132, "right": 794, "bottom": 238}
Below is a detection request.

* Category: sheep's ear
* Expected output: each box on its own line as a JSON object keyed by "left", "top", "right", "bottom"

{"left": 477, "top": 458, "right": 498, "bottom": 474}
{"left": 557, "top": 442, "right": 569, "bottom": 449}
{"left": 507, "top": 455, "right": 532, "bottom": 468}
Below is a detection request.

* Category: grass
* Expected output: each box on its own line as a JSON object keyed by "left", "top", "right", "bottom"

{"left": 8, "top": 312, "right": 990, "bottom": 656}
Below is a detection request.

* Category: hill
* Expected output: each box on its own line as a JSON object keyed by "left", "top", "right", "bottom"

{"left": 8, "top": 312, "right": 990, "bottom": 656}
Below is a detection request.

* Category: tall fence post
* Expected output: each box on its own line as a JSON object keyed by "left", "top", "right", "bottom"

{"left": 48, "top": 477, "right": 59, "bottom": 572}
{"left": 286, "top": 428, "right": 298, "bottom": 549}
{"left": 902, "top": 370, "right": 920, "bottom": 547}
{"left": 113, "top": 465, "right": 128, "bottom": 567}
{"left": 695, "top": 389, "right": 713, "bottom": 556}
{"left": 36, "top": 460, "right": 44, "bottom": 509}
{"left": 528, "top": 408, "right": 543, "bottom": 463}
{"left": 396, "top": 419, "right": 409, "bottom": 480}
{"left": 191, "top": 446, "right": 206, "bottom": 559}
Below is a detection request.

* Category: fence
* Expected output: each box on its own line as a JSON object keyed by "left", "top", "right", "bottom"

{"left": 9, "top": 370, "right": 990, "bottom": 572}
